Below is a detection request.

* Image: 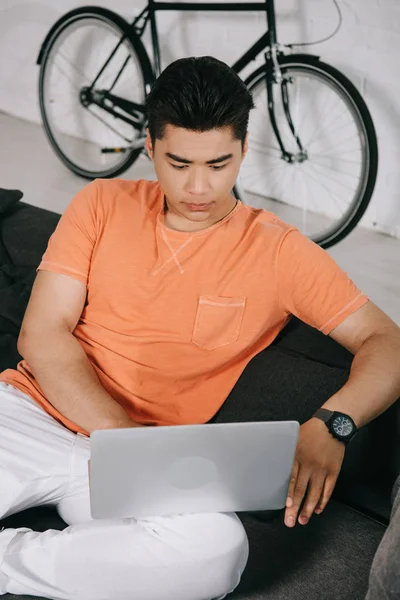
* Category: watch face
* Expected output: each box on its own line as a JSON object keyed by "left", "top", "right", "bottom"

{"left": 332, "top": 415, "right": 353, "bottom": 437}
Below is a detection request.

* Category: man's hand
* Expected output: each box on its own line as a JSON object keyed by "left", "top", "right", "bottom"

{"left": 284, "top": 418, "right": 345, "bottom": 527}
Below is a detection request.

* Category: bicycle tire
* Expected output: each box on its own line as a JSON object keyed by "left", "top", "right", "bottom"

{"left": 38, "top": 6, "right": 155, "bottom": 180}
{"left": 244, "top": 54, "right": 379, "bottom": 249}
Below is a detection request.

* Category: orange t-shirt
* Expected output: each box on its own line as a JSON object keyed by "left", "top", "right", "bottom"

{"left": 0, "top": 179, "right": 369, "bottom": 436}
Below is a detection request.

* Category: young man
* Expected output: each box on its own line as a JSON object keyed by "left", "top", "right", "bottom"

{"left": 0, "top": 56, "right": 399, "bottom": 600}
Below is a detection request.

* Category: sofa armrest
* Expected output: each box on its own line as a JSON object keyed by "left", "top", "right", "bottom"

{"left": 365, "top": 473, "right": 400, "bottom": 600}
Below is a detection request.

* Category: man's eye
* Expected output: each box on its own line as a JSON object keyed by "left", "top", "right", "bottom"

{"left": 170, "top": 163, "right": 227, "bottom": 170}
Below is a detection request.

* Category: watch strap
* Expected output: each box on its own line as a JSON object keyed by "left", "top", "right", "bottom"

{"left": 313, "top": 408, "right": 334, "bottom": 423}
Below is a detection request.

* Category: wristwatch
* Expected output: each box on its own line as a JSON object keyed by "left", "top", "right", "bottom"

{"left": 312, "top": 408, "right": 358, "bottom": 445}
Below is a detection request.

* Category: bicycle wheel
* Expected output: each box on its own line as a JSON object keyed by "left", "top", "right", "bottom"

{"left": 240, "top": 54, "right": 378, "bottom": 248}
{"left": 38, "top": 7, "right": 154, "bottom": 179}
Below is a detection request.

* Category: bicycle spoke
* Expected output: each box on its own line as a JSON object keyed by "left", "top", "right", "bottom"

{"left": 303, "top": 164, "right": 349, "bottom": 215}
{"left": 242, "top": 59, "right": 374, "bottom": 245}
{"left": 57, "top": 50, "right": 92, "bottom": 82}
{"left": 289, "top": 80, "right": 337, "bottom": 141}
{"left": 313, "top": 132, "right": 362, "bottom": 153}
{"left": 314, "top": 153, "right": 362, "bottom": 164}
{"left": 50, "top": 59, "right": 83, "bottom": 93}
{"left": 248, "top": 140, "right": 281, "bottom": 155}
{"left": 306, "top": 116, "right": 357, "bottom": 149}
{"left": 40, "top": 14, "right": 146, "bottom": 177}
{"left": 305, "top": 107, "right": 355, "bottom": 148}
{"left": 86, "top": 108, "right": 133, "bottom": 143}
{"left": 311, "top": 156, "right": 360, "bottom": 178}
{"left": 244, "top": 161, "right": 287, "bottom": 188}
{"left": 308, "top": 161, "right": 357, "bottom": 192}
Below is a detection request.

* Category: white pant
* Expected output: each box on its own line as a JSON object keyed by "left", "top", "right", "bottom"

{"left": 0, "top": 382, "right": 249, "bottom": 600}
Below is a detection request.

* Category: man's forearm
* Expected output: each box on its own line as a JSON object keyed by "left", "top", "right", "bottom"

{"left": 321, "top": 331, "right": 400, "bottom": 428}
{"left": 18, "top": 329, "right": 143, "bottom": 433}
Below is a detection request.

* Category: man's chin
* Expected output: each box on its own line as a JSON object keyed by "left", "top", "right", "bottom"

{"left": 186, "top": 211, "right": 211, "bottom": 221}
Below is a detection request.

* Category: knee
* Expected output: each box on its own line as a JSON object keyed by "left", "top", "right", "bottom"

{"left": 143, "top": 511, "right": 249, "bottom": 598}
{"left": 197, "top": 512, "right": 249, "bottom": 598}
{"left": 209, "top": 512, "right": 249, "bottom": 561}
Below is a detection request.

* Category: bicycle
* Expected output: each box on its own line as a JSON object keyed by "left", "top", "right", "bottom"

{"left": 36, "top": 0, "right": 378, "bottom": 248}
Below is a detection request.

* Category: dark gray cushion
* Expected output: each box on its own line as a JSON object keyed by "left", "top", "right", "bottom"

{"left": 233, "top": 501, "right": 385, "bottom": 600}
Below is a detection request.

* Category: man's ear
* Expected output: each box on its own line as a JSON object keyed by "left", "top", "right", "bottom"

{"left": 242, "top": 133, "right": 249, "bottom": 160}
{"left": 145, "top": 130, "right": 154, "bottom": 160}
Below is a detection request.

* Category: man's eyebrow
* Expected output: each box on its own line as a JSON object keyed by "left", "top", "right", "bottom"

{"left": 207, "top": 154, "right": 233, "bottom": 165}
{"left": 166, "top": 152, "right": 192, "bottom": 164}
{"left": 165, "top": 152, "right": 233, "bottom": 165}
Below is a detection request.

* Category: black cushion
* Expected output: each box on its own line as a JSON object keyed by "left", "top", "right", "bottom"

{"left": 0, "top": 332, "right": 22, "bottom": 372}
{"left": 0, "top": 189, "right": 23, "bottom": 265}
{"left": 0, "top": 264, "right": 38, "bottom": 372}
{"left": 273, "top": 315, "right": 354, "bottom": 370}
{"left": 210, "top": 345, "right": 394, "bottom": 522}
{"left": 0, "top": 202, "right": 60, "bottom": 266}
{"left": 0, "top": 202, "right": 60, "bottom": 372}
{"left": 0, "top": 189, "right": 23, "bottom": 216}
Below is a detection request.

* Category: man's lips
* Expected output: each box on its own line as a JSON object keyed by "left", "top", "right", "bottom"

{"left": 185, "top": 202, "right": 212, "bottom": 211}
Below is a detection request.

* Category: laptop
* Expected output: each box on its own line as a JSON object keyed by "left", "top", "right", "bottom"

{"left": 89, "top": 421, "right": 299, "bottom": 519}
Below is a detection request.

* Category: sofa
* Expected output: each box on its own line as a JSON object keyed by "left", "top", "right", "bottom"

{"left": 0, "top": 188, "right": 399, "bottom": 600}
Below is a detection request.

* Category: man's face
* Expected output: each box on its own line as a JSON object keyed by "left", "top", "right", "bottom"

{"left": 146, "top": 125, "right": 247, "bottom": 229}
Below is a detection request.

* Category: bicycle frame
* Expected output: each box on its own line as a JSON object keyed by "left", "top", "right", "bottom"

{"left": 132, "top": 0, "right": 278, "bottom": 78}
{"left": 90, "top": 0, "right": 278, "bottom": 114}
{"left": 88, "top": 0, "right": 301, "bottom": 159}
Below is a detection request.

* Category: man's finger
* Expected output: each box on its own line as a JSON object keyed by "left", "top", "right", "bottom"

{"left": 314, "top": 473, "right": 338, "bottom": 514}
{"left": 286, "top": 459, "right": 299, "bottom": 508}
{"left": 285, "top": 467, "right": 311, "bottom": 527}
{"left": 299, "top": 471, "right": 326, "bottom": 524}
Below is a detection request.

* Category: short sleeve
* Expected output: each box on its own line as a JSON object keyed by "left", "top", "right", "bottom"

{"left": 37, "top": 181, "right": 99, "bottom": 285}
{"left": 277, "top": 229, "right": 369, "bottom": 335}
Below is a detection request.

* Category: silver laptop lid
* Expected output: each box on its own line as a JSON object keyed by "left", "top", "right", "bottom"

{"left": 89, "top": 420, "right": 299, "bottom": 519}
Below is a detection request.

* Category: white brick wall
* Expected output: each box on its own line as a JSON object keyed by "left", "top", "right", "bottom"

{"left": 0, "top": 0, "right": 399, "bottom": 237}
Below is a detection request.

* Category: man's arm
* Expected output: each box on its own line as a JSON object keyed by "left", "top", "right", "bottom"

{"left": 321, "top": 301, "right": 400, "bottom": 426}
{"left": 285, "top": 301, "right": 400, "bottom": 528}
{"left": 18, "top": 270, "right": 143, "bottom": 434}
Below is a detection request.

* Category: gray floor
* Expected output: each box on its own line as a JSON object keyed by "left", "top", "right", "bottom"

{"left": 1, "top": 111, "right": 399, "bottom": 325}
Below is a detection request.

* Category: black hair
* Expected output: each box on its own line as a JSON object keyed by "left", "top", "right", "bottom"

{"left": 146, "top": 56, "right": 255, "bottom": 148}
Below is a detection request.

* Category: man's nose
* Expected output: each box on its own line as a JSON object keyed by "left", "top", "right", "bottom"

{"left": 186, "top": 168, "right": 209, "bottom": 195}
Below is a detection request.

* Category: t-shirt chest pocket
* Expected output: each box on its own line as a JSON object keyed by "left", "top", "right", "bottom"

{"left": 192, "top": 295, "right": 246, "bottom": 351}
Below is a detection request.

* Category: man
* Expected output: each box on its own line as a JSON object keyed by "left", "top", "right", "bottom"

{"left": 0, "top": 56, "right": 399, "bottom": 600}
